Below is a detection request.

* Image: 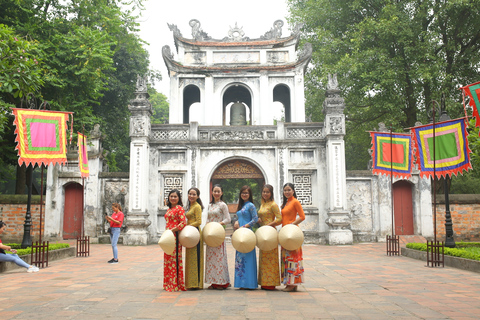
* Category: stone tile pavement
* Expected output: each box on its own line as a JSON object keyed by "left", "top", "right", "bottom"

{"left": 0, "top": 242, "right": 479, "bottom": 319}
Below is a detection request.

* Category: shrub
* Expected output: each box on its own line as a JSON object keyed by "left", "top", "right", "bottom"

{"left": 5, "top": 243, "right": 70, "bottom": 256}
{"left": 406, "top": 242, "right": 480, "bottom": 261}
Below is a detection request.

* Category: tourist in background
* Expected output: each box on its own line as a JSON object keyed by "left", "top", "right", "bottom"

{"left": 280, "top": 183, "right": 305, "bottom": 292}
{"left": 184, "top": 187, "right": 204, "bottom": 289}
{"left": 233, "top": 185, "right": 258, "bottom": 289}
{"left": 257, "top": 184, "right": 282, "bottom": 290}
{"left": 163, "top": 189, "right": 187, "bottom": 292}
{"left": 0, "top": 221, "right": 39, "bottom": 273}
{"left": 205, "top": 184, "right": 231, "bottom": 290}
{"left": 106, "top": 203, "right": 124, "bottom": 264}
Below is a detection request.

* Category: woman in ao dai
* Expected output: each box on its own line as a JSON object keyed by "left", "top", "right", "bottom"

{"left": 204, "top": 184, "right": 231, "bottom": 289}
{"left": 257, "top": 184, "right": 282, "bottom": 290}
{"left": 184, "top": 187, "right": 204, "bottom": 289}
{"left": 163, "top": 189, "right": 187, "bottom": 292}
{"left": 233, "top": 185, "right": 259, "bottom": 289}
{"left": 280, "top": 183, "right": 305, "bottom": 292}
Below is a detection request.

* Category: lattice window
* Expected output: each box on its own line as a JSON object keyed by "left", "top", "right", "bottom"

{"left": 287, "top": 128, "right": 322, "bottom": 139}
{"left": 152, "top": 130, "right": 188, "bottom": 141}
{"left": 162, "top": 174, "right": 183, "bottom": 205}
{"left": 292, "top": 174, "right": 312, "bottom": 205}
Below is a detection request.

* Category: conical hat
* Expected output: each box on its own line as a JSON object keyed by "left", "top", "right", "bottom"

{"left": 255, "top": 226, "right": 279, "bottom": 251}
{"left": 179, "top": 225, "right": 200, "bottom": 248}
{"left": 158, "top": 229, "right": 175, "bottom": 255}
{"left": 278, "top": 224, "right": 304, "bottom": 251}
{"left": 232, "top": 228, "right": 256, "bottom": 253}
{"left": 203, "top": 222, "right": 226, "bottom": 247}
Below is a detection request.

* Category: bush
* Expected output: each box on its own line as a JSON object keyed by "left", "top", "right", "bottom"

{"left": 406, "top": 242, "right": 480, "bottom": 261}
{"left": 5, "top": 243, "right": 70, "bottom": 256}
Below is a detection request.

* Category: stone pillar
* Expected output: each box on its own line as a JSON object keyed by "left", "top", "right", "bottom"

{"left": 125, "top": 75, "right": 152, "bottom": 245}
{"left": 323, "top": 74, "right": 353, "bottom": 245}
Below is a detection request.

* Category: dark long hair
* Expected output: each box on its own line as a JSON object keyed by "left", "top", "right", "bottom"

{"left": 187, "top": 187, "right": 204, "bottom": 210}
{"left": 261, "top": 184, "right": 274, "bottom": 204}
{"left": 281, "top": 183, "right": 297, "bottom": 209}
{"left": 237, "top": 185, "right": 253, "bottom": 211}
{"left": 210, "top": 184, "right": 224, "bottom": 204}
{"left": 0, "top": 221, "right": 6, "bottom": 229}
{"left": 166, "top": 189, "right": 183, "bottom": 208}
{"left": 112, "top": 203, "right": 122, "bottom": 212}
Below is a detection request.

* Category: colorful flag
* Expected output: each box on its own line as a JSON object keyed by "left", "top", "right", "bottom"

{"left": 370, "top": 132, "right": 412, "bottom": 179}
{"left": 77, "top": 132, "right": 89, "bottom": 178}
{"left": 460, "top": 81, "right": 480, "bottom": 128}
{"left": 411, "top": 118, "right": 472, "bottom": 179}
{"left": 12, "top": 108, "right": 72, "bottom": 167}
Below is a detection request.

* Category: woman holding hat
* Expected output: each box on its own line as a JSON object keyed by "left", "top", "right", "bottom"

{"left": 257, "top": 184, "right": 282, "bottom": 290}
{"left": 163, "top": 189, "right": 187, "bottom": 292}
{"left": 233, "top": 185, "right": 259, "bottom": 289}
{"left": 184, "top": 187, "right": 204, "bottom": 290}
{"left": 205, "top": 184, "right": 231, "bottom": 290}
{"left": 280, "top": 183, "right": 305, "bottom": 292}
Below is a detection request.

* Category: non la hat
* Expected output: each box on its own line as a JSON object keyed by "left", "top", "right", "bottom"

{"left": 203, "top": 222, "right": 225, "bottom": 247}
{"left": 278, "top": 224, "right": 304, "bottom": 251}
{"left": 158, "top": 229, "right": 175, "bottom": 255}
{"left": 232, "top": 227, "right": 256, "bottom": 253}
{"left": 255, "top": 225, "right": 278, "bottom": 251}
{"left": 179, "top": 225, "right": 200, "bottom": 248}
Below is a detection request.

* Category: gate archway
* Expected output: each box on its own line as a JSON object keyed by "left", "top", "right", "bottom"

{"left": 210, "top": 159, "right": 265, "bottom": 212}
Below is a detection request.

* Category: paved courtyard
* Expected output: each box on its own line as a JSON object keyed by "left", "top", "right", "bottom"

{"left": 0, "top": 242, "right": 479, "bottom": 319}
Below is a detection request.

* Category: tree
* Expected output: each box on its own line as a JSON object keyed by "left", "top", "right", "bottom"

{"left": 0, "top": 0, "right": 154, "bottom": 181}
{"left": 288, "top": 0, "right": 480, "bottom": 170}
{"left": 150, "top": 89, "right": 169, "bottom": 125}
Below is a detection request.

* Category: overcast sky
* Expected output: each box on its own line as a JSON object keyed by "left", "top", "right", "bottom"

{"left": 136, "top": 0, "right": 291, "bottom": 98}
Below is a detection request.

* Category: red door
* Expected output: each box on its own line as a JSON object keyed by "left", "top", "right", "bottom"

{"left": 393, "top": 180, "right": 414, "bottom": 235}
{"left": 63, "top": 183, "right": 83, "bottom": 239}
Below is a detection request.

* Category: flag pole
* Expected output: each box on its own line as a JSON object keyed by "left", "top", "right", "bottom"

{"left": 390, "top": 126, "right": 394, "bottom": 237}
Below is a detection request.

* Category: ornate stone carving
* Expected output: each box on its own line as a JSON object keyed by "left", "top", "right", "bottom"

{"left": 292, "top": 23, "right": 304, "bottom": 36}
{"left": 298, "top": 43, "right": 313, "bottom": 60}
{"left": 378, "top": 122, "right": 388, "bottom": 132}
{"left": 167, "top": 23, "right": 182, "bottom": 38}
{"left": 225, "top": 22, "right": 248, "bottom": 42}
{"left": 90, "top": 123, "right": 102, "bottom": 139}
{"left": 292, "top": 173, "right": 313, "bottom": 205}
{"left": 162, "top": 174, "right": 184, "bottom": 205}
{"left": 261, "top": 20, "right": 284, "bottom": 40}
{"left": 189, "top": 19, "right": 211, "bottom": 41}
{"left": 329, "top": 116, "right": 343, "bottom": 134}
{"left": 279, "top": 148, "right": 285, "bottom": 189}
{"left": 191, "top": 148, "right": 196, "bottom": 187}
{"left": 286, "top": 128, "right": 323, "bottom": 139}
{"left": 151, "top": 129, "right": 188, "bottom": 141}
{"left": 325, "top": 212, "right": 352, "bottom": 230}
{"left": 136, "top": 75, "right": 147, "bottom": 93}
{"left": 327, "top": 74, "right": 338, "bottom": 90}
{"left": 162, "top": 45, "right": 174, "bottom": 60}
{"left": 211, "top": 130, "right": 264, "bottom": 141}
{"left": 212, "top": 160, "right": 263, "bottom": 179}
{"left": 131, "top": 117, "right": 146, "bottom": 136}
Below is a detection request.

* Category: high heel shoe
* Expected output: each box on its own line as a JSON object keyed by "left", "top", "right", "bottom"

{"left": 282, "top": 285, "right": 296, "bottom": 292}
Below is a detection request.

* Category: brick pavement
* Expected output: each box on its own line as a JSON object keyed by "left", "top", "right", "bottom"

{"left": 0, "top": 242, "right": 479, "bottom": 319}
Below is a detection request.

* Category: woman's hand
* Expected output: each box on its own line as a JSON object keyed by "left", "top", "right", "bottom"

{"left": 171, "top": 227, "right": 179, "bottom": 232}
{"left": 234, "top": 221, "right": 239, "bottom": 230}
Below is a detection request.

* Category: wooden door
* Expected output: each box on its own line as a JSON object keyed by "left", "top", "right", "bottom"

{"left": 63, "top": 183, "right": 83, "bottom": 239}
{"left": 393, "top": 180, "right": 414, "bottom": 235}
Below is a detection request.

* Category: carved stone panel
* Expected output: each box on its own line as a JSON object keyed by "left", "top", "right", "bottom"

{"left": 160, "top": 152, "right": 186, "bottom": 166}
{"left": 267, "top": 51, "right": 288, "bottom": 63}
{"left": 185, "top": 51, "right": 206, "bottom": 64}
{"left": 212, "top": 160, "right": 264, "bottom": 179}
{"left": 213, "top": 51, "right": 260, "bottom": 64}
{"left": 162, "top": 174, "right": 184, "bottom": 205}
{"left": 292, "top": 173, "right": 313, "bottom": 206}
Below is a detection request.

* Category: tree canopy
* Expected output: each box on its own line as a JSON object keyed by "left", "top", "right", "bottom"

{"left": 0, "top": 0, "right": 159, "bottom": 192}
{"left": 288, "top": 0, "right": 480, "bottom": 171}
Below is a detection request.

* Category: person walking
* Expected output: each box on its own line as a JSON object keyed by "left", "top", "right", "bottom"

{"left": 184, "top": 187, "right": 204, "bottom": 289}
{"left": 0, "top": 221, "right": 39, "bottom": 273}
{"left": 106, "top": 203, "right": 124, "bottom": 264}
{"left": 204, "top": 184, "right": 231, "bottom": 290}
{"left": 233, "top": 185, "right": 258, "bottom": 289}
{"left": 280, "top": 183, "right": 305, "bottom": 292}
{"left": 257, "top": 184, "right": 282, "bottom": 290}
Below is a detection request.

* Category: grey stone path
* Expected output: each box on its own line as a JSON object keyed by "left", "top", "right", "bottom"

{"left": 0, "top": 242, "right": 479, "bottom": 319}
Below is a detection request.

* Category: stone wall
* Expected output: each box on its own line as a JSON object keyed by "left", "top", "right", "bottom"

{"left": 0, "top": 195, "right": 45, "bottom": 243}
{"left": 435, "top": 194, "right": 480, "bottom": 242}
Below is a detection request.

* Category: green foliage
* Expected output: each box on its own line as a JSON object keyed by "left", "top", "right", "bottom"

{"left": 288, "top": 0, "right": 480, "bottom": 170}
{"left": 220, "top": 179, "right": 262, "bottom": 209}
{"left": 6, "top": 242, "right": 70, "bottom": 256}
{"left": 406, "top": 242, "right": 480, "bottom": 261}
{"left": 0, "top": 0, "right": 154, "bottom": 177}
{"left": 150, "top": 88, "right": 169, "bottom": 125}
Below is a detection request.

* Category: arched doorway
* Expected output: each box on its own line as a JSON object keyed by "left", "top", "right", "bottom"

{"left": 273, "top": 84, "right": 291, "bottom": 122}
{"left": 210, "top": 159, "right": 265, "bottom": 212}
{"left": 393, "top": 180, "right": 414, "bottom": 235}
{"left": 222, "top": 85, "right": 252, "bottom": 125}
{"left": 63, "top": 182, "right": 83, "bottom": 239}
